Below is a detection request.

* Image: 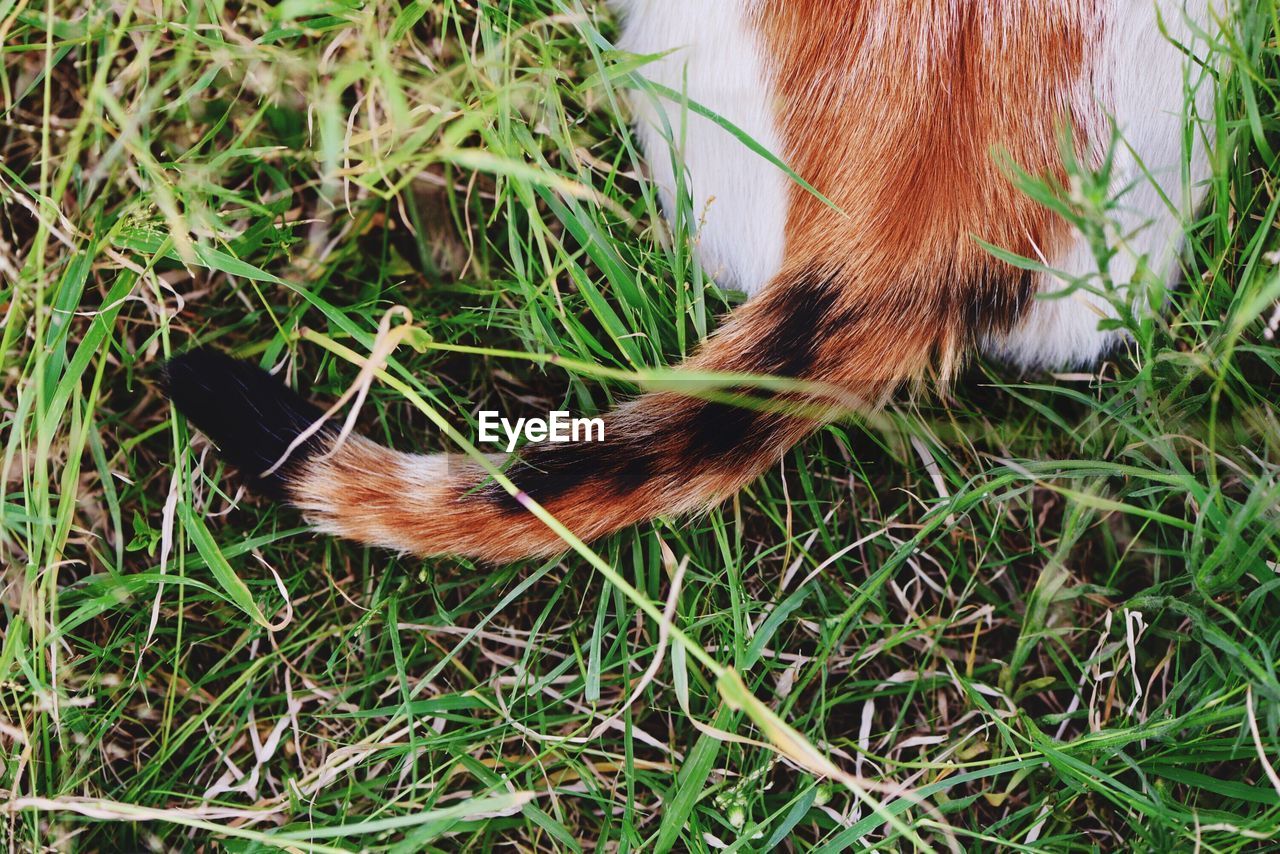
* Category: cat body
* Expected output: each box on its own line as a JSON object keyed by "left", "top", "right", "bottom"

{"left": 164, "top": 1, "right": 1218, "bottom": 561}
{"left": 617, "top": 0, "right": 1214, "bottom": 366}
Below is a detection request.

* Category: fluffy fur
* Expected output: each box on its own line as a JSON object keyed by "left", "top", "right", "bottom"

{"left": 985, "top": 0, "right": 1216, "bottom": 367}
{"left": 164, "top": 1, "right": 1218, "bottom": 562}
{"left": 615, "top": 0, "right": 789, "bottom": 296}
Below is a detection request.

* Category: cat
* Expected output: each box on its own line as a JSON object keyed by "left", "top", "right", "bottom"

{"left": 163, "top": 1, "right": 1217, "bottom": 562}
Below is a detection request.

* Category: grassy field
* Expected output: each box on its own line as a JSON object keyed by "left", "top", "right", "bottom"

{"left": 3, "top": 0, "right": 1280, "bottom": 850}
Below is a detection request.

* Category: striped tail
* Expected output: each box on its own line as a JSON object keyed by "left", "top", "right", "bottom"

{"left": 161, "top": 256, "right": 1011, "bottom": 563}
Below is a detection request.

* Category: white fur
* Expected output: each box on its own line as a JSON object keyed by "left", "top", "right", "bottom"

{"left": 610, "top": 0, "right": 787, "bottom": 296}
{"left": 987, "top": 0, "right": 1217, "bottom": 369}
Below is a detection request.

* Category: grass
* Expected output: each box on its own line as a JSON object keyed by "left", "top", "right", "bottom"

{"left": 2, "top": 0, "right": 1279, "bottom": 849}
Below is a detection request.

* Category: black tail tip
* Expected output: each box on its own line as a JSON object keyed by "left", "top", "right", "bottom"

{"left": 160, "top": 347, "right": 332, "bottom": 498}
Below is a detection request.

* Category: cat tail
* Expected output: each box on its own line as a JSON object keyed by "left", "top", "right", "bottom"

{"left": 161, "top": 257, "right": 1001, "bottom": 562}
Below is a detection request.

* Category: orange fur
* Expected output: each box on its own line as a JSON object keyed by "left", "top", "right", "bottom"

{"left": 757, "top": 1, "right": 1101, "bottom": 370}
{"left": 182, "top": 5, "right": 1116, "bottom": 562}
